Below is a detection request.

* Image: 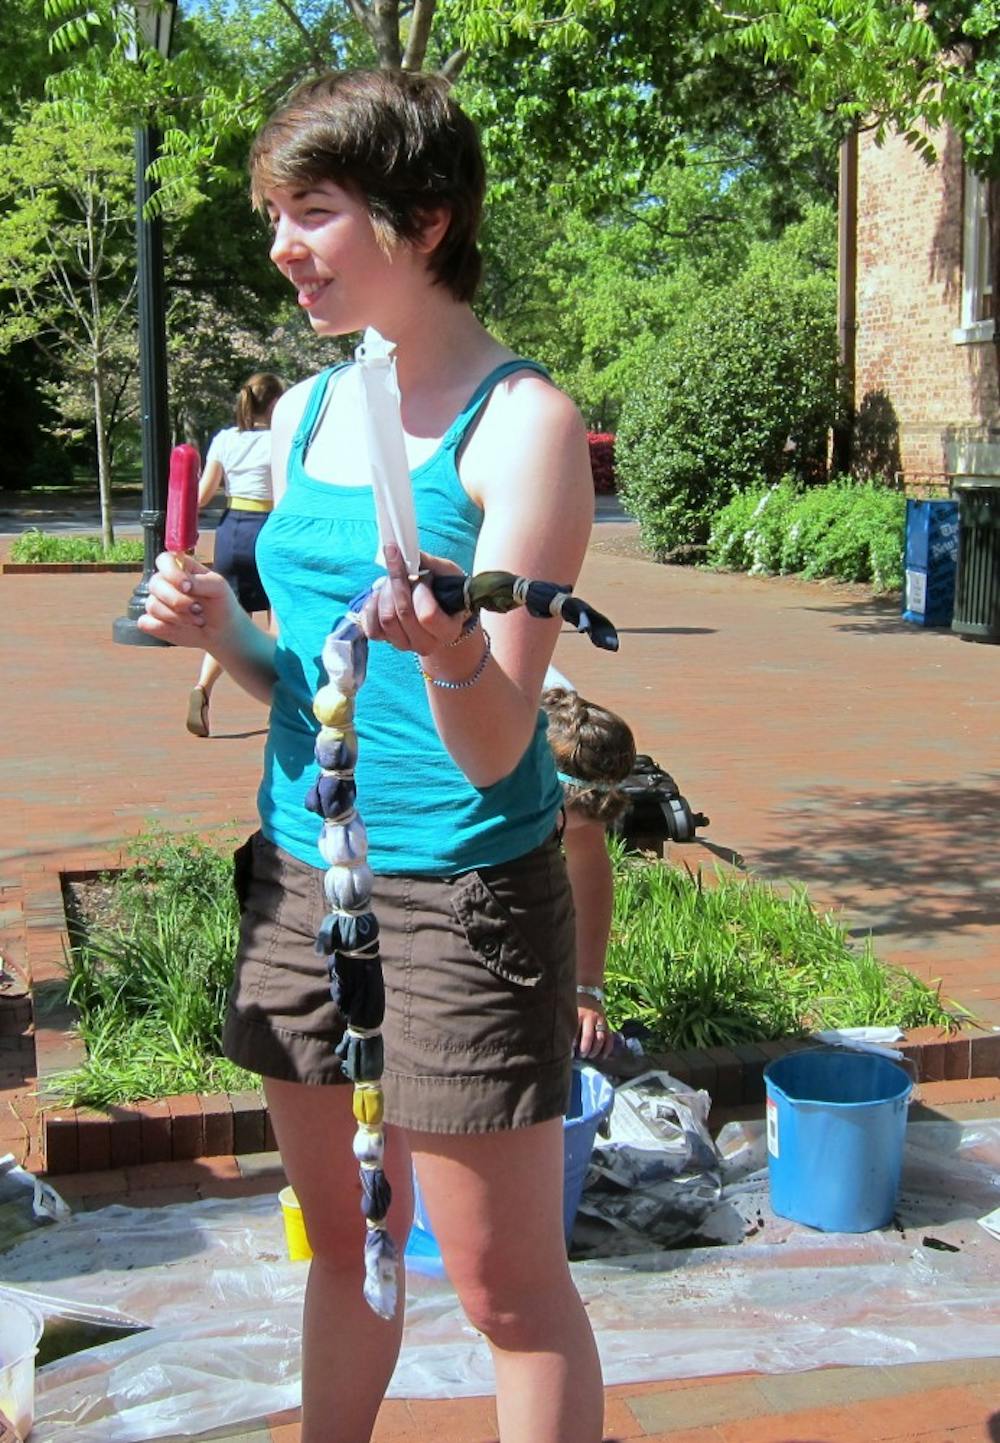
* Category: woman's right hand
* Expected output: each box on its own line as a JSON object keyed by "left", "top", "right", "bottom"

{"left": 137, "top": 552, "right": 238, "bottom": 651}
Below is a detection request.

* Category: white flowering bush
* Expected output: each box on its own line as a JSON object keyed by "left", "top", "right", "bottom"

{"left": 707, "top": 479, "right": 905, "bottom": 591}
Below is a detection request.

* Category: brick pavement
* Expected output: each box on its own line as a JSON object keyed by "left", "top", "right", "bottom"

{"left": 3, "top": 523, "right": 1000, "bottom": 1441}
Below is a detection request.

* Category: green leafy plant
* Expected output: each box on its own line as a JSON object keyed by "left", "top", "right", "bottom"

{"left": 54, "top": 829, "right": 258, "bottom": 1106}
{"left": 707, "top": 478, "right": 905, "bottom": 590}
{"left": 604, "top": 842, "right": 958, "bottom": 1050}
{"left": 10, "top": 529, "right": 143, "bottom": 563}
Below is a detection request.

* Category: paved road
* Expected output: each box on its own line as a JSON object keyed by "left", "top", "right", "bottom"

{"left": 0, "top": 487, "right": 223, "bottom": 537}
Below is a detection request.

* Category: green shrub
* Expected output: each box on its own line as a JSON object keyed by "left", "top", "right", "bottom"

{"left": 742, "top": 481, "right": 800, "bottom": 575}
{"left": 705, "top": 488, "right": 762, "bottom": 572}
{"left": 708, "top": 479, "right": 905, "bottom": 591}
{"left": 802, "top": 484, "right": 905, "bottom": 590}
{"left": 9, "top": 529, "right": 144, "bottom": 563}
{"left": 615, "top": 214, "right": 838, "bottom": 558}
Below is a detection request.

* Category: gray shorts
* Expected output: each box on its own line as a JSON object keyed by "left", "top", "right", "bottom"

{"left": 222, "top": 830, "right": 577, "bottom": 1133}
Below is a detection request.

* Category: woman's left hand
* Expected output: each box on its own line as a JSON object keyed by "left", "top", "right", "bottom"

{"left": 360, "top": 544, "right": 467, "bottom": 655}
{"left": 575, "top": 1001, "right": 615, "bottom": 1060}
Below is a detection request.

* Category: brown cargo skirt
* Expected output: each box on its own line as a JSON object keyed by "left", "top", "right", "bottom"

{"left": 222, "top": 830, "right": 578, "bottom": 1133}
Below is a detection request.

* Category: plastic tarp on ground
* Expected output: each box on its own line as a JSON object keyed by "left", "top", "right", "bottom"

{"left": 2, "top": 1118, "right": 999, "bottom": 1442}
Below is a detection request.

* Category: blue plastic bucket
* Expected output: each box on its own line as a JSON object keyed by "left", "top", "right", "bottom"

{"left": 405, "top": 1064, "right": 615, "bottom": 1277}
{"left": 763, "top": 1050, "right": 912, "bottom": 1233}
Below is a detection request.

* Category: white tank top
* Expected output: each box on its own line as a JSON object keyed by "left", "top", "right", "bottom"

{"left": 205, "top": 427, "right": 274, "bottom": 502}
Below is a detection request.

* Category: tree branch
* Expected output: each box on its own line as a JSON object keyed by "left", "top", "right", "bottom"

{"left": 401, "top": 0, "right": 435, "bottom": 70}
{"left": 273, "top": 0, "right": 329, "bottom": 73}
{"left": 439, "top": 47, "right": 468, "bottom": 82}
{"left": 345, "top": 0, "right": 372, "bottom": 32}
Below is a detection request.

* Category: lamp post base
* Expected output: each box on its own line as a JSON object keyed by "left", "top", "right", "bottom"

{"left": 113, "top": 569, "right": 169, "bottom": 646}
{"left": 112, "top": 613, "right": 170, "bottom": 646}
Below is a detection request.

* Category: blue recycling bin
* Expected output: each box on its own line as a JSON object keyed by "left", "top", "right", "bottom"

{"left": 902, "top": 497, "right": 959, "bottom": 626}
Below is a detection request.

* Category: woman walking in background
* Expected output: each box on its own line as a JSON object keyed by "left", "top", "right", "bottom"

{"left": 187, "top": 371, "right": 287, "bottom": 737}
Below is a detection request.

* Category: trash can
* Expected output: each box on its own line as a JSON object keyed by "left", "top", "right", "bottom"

{"left": 902, "top": 497, "right": 959, "bottom": 626}
{"left": 952, "top": 479, "right": 1000, "bottom": 642}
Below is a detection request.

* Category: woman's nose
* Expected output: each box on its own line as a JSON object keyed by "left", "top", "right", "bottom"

{"left": 270, "top": 216, "right": 304, "bottom": 266}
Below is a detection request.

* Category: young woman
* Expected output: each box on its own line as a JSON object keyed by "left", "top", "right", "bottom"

{"left": 186, "top": 371, "right": 286, "bottom": 738}
{"left": 138, "top": 68, "right": 603, "bottom": 1443}
{"left": 541, "top": 680, "right": 637, "bottom": 1061}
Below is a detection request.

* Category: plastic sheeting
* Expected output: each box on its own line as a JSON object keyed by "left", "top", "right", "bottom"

{"left": 1, "top": 1118, "right": 998, "bottom": 1442}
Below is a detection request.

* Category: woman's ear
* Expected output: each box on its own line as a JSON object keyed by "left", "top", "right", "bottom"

{"left": 413, "top": 207, "right": 450, "bottom": 255}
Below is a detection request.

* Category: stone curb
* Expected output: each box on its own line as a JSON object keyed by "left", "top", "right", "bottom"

{"left": 2, "top": 562, "right": 143, "bottom": 574}
{"left": 21, "top": 854, "right": 1000, "bottom": 1175}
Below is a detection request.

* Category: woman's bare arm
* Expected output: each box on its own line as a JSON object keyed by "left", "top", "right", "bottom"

{"left": 364, "top": 373, "right": 593, "bottom": 785}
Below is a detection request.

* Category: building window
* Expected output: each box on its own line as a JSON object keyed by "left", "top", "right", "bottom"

{"left": 956, "top": 167, "right": 994, "bottom": 343}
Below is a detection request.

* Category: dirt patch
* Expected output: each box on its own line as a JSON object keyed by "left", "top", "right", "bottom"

{"left": 62, "top": 874, "right": 127, "bottom": 941}
{"left": 589, "top": 521, "right": 657, "bottom": 563}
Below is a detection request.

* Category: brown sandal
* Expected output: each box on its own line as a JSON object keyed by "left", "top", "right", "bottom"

{"left": 186, "top": 685, "right": 210, "bottom": 738}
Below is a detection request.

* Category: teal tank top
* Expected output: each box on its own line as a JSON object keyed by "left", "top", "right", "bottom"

{"left": 255, "top": 359, "right": 564, "bottom": 875}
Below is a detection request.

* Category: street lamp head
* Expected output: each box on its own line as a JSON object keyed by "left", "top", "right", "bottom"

{"left": 134, "top": 0, "right": 177, "bottom": 58}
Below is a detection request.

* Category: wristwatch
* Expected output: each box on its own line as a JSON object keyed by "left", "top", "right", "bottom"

{"left": 576, "top": 985, "right": 605, "bottom": 1005}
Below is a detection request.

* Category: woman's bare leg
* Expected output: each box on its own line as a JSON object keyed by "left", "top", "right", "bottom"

{"left": 411, "top": 1118, "right": 603, "bottom": 1443}
{"left": 196, "top": 652, "right": 224, "bottom": 696}
{"left": 265, "top": 1079, "right": 412, "bottom": 1443}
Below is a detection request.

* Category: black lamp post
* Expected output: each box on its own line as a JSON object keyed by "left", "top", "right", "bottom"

{"left": 112, "top": 0, "right": 178, "bottom": 645}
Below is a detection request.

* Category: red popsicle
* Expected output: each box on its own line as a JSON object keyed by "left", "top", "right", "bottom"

{"left": 165, "top": 443, "right": 201, "bottom": 555}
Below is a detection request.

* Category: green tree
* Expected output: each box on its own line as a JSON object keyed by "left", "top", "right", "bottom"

{"left": 615, "top": 207, "right": 839, "bottom": 558}
{"left": 723, "top": 0, "right": 1000, "bottom": 386}
{"left": 0, "top": 104, "right": 136, "bottom": 546}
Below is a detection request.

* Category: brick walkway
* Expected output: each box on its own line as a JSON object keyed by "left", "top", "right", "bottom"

{"left": 3, "top": 520, "right": 1000, "bottom": 1441}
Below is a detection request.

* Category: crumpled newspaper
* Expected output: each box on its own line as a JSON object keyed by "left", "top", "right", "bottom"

{"left": 0, "top": 1154, "right": 69, "bottom": 1251}
{"left": 573, "top": 1071, "right": 722, "bottom": 1255}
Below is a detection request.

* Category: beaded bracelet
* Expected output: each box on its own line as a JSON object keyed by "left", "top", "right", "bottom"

{"left": 417, "top": 628, "right": 492, "bottom": 690}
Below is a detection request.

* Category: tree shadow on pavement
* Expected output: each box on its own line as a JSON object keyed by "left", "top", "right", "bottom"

{"left": 756, "top": 775, "right": 1000, "bottom": 944}
{"left": 790, "top": 591, "right": 963, "bottom": 637}
{"left": 795, "top": 595, "right": 952, "bottom": 637}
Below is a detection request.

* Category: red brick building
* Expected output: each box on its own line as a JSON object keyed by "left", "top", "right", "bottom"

{"left": 850, "top": 126, "right": 999, "bottom": 480}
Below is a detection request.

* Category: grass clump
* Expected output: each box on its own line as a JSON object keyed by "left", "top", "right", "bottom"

{"left": 55, "top": 829, "right": 259, "bottom": 1106}
{"left": 10, "top": 529, "right": 144, "bottom": 563}
{"left": 604, "top": 842, "right": 957, "bottom": 1051}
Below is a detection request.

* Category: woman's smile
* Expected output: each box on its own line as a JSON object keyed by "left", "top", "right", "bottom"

{"left": 295, "top": 278, "right": 333, "bottom": 309}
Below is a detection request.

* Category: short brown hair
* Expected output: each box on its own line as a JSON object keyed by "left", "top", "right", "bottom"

{"left": 542, "top": 688, "right": 637, "bottom": 825}
{"left": 250, "top": 68, "right": 485, "bottom": 303}
{"left": 235, "top": 372, "right": 287, "bottom": 431}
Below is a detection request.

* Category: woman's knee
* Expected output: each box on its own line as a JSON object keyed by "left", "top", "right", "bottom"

{"left": 451, "top": 1260, "right": 573, "bottom": 1347}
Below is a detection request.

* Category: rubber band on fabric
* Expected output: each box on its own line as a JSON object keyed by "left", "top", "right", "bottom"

{"left": 308, "top": 597, "right": 398, "bottom": 1321}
